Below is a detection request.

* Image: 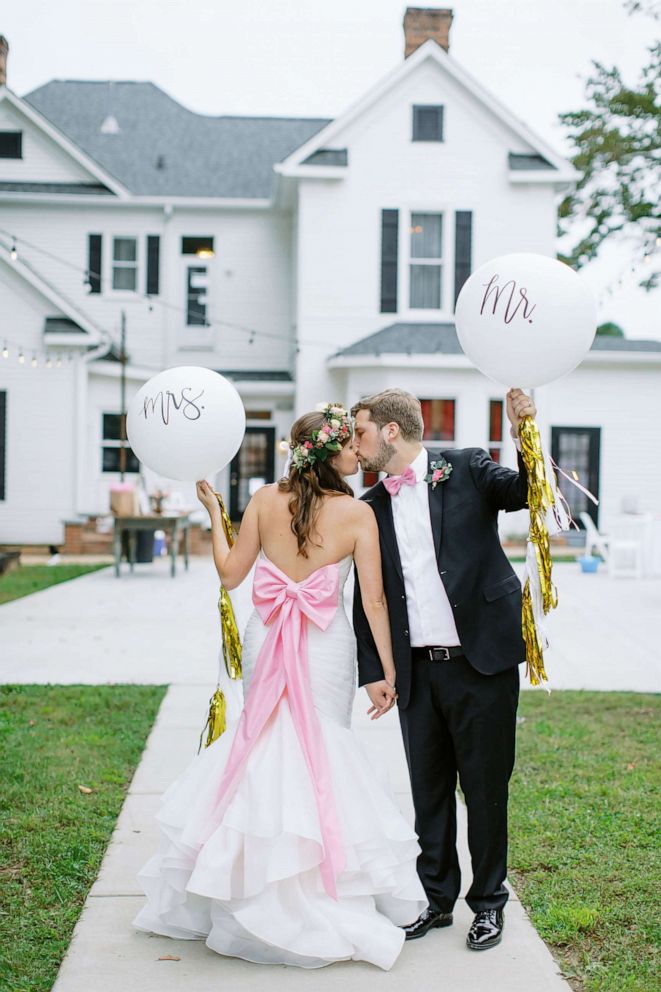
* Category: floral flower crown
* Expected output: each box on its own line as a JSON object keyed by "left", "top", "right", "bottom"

{"left": 291, "top": 403, "right": 353, "bottom": 472}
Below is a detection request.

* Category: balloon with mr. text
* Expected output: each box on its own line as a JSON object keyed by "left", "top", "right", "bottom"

{"left": 454, "top": 253, "right": 597, "bottom": 388}
{"left": 126, "top": 366, "right": 246, "bottom": 481}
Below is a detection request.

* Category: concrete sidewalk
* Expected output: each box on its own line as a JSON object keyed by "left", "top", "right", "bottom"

{"left": 52, "top": 683, "right": 569, "bottom": 992}
{"left": 2, "top": 557, "right": 660, "bottom": 690}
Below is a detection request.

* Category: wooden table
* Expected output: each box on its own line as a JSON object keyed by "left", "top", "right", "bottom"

{"left": 113, "top": 515, "right": 191, "bottom": 578}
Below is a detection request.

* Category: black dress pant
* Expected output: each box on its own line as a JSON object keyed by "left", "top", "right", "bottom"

{"left": 398, "top": 653, "right": 520, "bottom": 914}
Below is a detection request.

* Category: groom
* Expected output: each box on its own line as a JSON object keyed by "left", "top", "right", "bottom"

{"left": 352, "top": 387, "right": 534, "bottom": 952}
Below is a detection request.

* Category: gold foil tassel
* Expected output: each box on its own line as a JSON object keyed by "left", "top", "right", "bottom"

{"left": 198, "top": 686, "right": 227, "bottom": 751}
{"left": 197, "top": 491, "right": 243, "bottom": 750}
{"left": 518, "top": 416, "right": 558, "bottom": 687}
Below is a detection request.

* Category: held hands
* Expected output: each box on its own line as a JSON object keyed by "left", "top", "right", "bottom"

{"left": 196, "top": 479, "right": 221, "bottom": 519}
{"left": 365, "top": 679, "right": 397, "bottom": 720}
{"left": 506, "top": 388, "right": 537, "bottom": 432}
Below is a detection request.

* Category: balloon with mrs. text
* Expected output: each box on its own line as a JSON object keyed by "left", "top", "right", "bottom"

{"left": 454, "top": 253, "right": 597, "bottom": 388}
{"left": 126, "top": 366, "right": 246, "bottom": 481}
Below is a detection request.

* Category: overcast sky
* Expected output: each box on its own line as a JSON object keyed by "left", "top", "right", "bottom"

{"left": 3, "top": 0, "right": 659, "bottom": 336}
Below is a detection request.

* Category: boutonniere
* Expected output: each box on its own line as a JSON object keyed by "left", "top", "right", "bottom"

{"left": 425, "top": 457, "right": 453, "bottom": 490}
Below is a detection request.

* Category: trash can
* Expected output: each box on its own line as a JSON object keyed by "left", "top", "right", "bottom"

{"left": 135, "top": 530, "right": 155, "bottom": 563}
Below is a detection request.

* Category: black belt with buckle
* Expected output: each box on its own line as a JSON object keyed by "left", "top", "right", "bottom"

{"left": 412, "top": 645, "right": 464, "bottom": 662}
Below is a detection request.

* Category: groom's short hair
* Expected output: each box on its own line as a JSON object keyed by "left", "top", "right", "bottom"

{"left": 351, "top": 389, "right": 424, "bottom": 442}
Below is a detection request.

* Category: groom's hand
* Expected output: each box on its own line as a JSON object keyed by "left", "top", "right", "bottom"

{"left": 506, "top": 388, "right": 536, "bottom": 432}
{"left": 365, "top": 680, "right": 397, "bottom": 720}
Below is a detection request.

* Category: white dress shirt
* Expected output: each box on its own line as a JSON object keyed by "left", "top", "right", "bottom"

{"left": 388, "top": 446, "right": 461, "bottom": 647}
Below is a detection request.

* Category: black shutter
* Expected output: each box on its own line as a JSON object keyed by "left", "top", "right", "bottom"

{"left": 87, "top": 234, "right": 102, "bottom": 294}
{"left": 380, "top": 209, "right": 399, "bottom": 313}
{"left": 146, "top": 235, "right": 160, "bottom": 295}
{"left": 0, "top": 391, "right": 6, "bottom": 501}
{"left": 454, "top": 211, "right": 472, "bottom": 306}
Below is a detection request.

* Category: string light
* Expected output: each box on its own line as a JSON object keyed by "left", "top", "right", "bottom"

{"left": 9, "top": 239, "right": 17, "bottom": 261}
{"left": 18, "top": 351, "right": 25, "bottom": 364}
{"left": 31, "top": 354, "right": 38, "bottom": 368}
{"left": 2, "top": 342, "right": 8, "bottom": 359}
{"left": 0, "top": 226, "right": 309, "bottom": 351}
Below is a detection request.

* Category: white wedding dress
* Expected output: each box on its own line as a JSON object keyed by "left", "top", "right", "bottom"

{"left": 132, "top": 553, "right": 427, "bottom": 970}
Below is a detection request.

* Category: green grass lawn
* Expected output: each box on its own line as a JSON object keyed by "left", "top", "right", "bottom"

{"left": 0, "top": 684, "right": 167, "bottom": 992}
{"left": 0, "top": 564, "right": 109, "bottom": 605}
{"left": 511, "top": 691, "right": 660, "bottom": 992}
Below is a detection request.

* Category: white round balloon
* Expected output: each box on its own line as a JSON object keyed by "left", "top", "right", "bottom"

{"left": 127, "top": 366, "right": 246, "bottom": 480}
{"left": 454, "top": 253, "right": 597, "bottom": 387}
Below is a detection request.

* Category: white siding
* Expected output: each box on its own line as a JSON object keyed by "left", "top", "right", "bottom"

{"left": 295, "top": 56, "right": 557, "bottom": 413}
{"left": 0, "top": 101, "right": 94, "bottom": 183}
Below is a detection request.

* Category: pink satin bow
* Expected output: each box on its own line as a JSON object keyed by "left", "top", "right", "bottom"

{"left": 383, "top": 463, "right": 417, "bottom": 496}
{"left": 213, "top": 557, "right": 346, "bottom": 899}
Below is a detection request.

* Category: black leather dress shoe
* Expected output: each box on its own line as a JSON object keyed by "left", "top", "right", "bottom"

{"left": 466, "top": 909, "right": 504, "bottom": 950}
{"left": 402, "top": 907, "right": 454, "bottom": 940}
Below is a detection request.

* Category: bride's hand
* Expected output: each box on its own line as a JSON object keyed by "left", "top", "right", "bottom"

{"left": 196, "top": 480, "right": 221, "bottom": 518}
{"left": 365, "top": 680, "right": 397, "bottom": 720}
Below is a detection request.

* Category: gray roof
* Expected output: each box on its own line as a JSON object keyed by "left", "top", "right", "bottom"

{"left": 44, "top": 316, "right": 85, "bottom": 333}
{"left": 217, "top": 369, "right": 293, "bottom": 382}
{"left": 0, "top": 181, "right": 113, "bottom": 195}
{"left": 24, "top": 81, "right": 330, "bottom": 198}
{"left": 335, "top": 322, "right": 661, "bottom": 358}
{"left": 508, "top": 152, "right": 556, "bottom": 171}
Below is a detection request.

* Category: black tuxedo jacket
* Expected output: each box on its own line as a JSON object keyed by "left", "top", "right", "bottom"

{"left": 353, "top": 447, "right": 528, "bottom": 710}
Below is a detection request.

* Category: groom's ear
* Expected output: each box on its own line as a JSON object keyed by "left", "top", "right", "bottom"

{"left": 385, "top": 421, "right": 401, "bottom": 442}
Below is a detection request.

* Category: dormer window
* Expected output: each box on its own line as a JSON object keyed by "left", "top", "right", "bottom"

{"left": 412, "top": 105, "right": 444, "bottom": 142}
{"left": 0, "top": 131, "right": 22, "bottom": 158}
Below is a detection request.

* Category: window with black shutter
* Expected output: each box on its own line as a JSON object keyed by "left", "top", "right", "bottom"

{"left": 380, "top": 209, "right": 399, "bottom": 313}
{"left": 101, "top": 413, "right": 140, "bottom": 473}
{"left": 87, "top": 234, "right": 102, "bottom": 294}
{"left": 0, "top": 132, "right": 22, "bottom": 158}
{"left": 454, "top": 211, "right": 472, "bottom": 307}
{"left": 146, "top": 235, "right": 160, "bottom": 295}
{"left": 0, "top": 391, "right": 6, "bottom": 500}
{"left": 412, "top": 106, "right": 444, "bottom": 142}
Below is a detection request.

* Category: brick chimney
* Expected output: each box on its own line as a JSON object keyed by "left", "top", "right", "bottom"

{"left": 0, "top": 36, "right": 8, "bottom": 86}
{"left": 403, "top": 8, "right": 453, "bottom": 57}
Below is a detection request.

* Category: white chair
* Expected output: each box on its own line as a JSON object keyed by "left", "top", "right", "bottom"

{"left": 607, "top": 517, "right": 645, "bottom": 580}
{"left": 579, "top": 512, "right": 609, "bottom": 561}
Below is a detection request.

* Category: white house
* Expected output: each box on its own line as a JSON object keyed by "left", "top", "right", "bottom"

{"left": 0, "top": 9, "right": 659, "bottom": 548}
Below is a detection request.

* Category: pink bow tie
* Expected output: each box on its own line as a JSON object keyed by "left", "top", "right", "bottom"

{"left": 383, "top": 464, "right": 417, "bottom": 496}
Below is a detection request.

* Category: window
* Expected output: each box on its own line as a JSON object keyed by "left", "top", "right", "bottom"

{"left": 0, "top": 131, "right": 22, "bottom": 158}
{"left": 488, "top": 399, "right": 504, "bottom": 463}
{"left": 420, "top": 399, "right": 455, "bottom": 442}
{"left": 412, "top": 105, "right": 444, "bottom": 142}
{"left": 102, "top": 413, "right": 139, "bottom": 473}
{"left": 409, "top": 212, "right": 443, "bottom": 309}
{"left": 186, "top": 266, "right": 208, "bottom": 326}
{"left": 181, "top": 236, "right": 215, "bottom": 257}
{"left": 112, "top": 237, "right": 138, "bottom": 291}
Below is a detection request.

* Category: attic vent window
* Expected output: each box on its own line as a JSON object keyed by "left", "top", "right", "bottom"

{"left": 181, "top": 236, "right": 215, "bottom": 258}
{"left": 412, "top": 105, "right": 444, "bottom": 142}
{"left": 0, "top": 131, "right": 22, "bottom": 158}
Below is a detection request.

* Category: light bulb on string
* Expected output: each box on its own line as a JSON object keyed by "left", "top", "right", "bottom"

{"left": 2, "top": 342, "right": 8, "bottom": 359}
{"left": 31, "top": 354, "right": 38, "bottom": 368}
{"left": 56, "top": 355, "right": 62, "bottom": 367}
{"left": 46, "top": 356, "right": 52, "bottom": 368}
{"left": 10, "top": 239, "right": 17, "bottom": 262}
{"left": 18, "top": 351, "right": 25, "bottom": 364}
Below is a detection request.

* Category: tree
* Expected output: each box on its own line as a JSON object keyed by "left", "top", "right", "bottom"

{"left": 596, "top": 321, "right": 625, "bottom": 337}
{"left": 558, "top": 18, "right": 660, "bottom": 291}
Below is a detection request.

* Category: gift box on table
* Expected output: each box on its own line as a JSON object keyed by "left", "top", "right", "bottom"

{"left": 109, "top": 483, "right": 140, "bottom": 517}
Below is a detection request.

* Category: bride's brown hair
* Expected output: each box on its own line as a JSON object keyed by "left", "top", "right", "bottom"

{"left": 278, "top": 411, "right": 354, "bottom": 558}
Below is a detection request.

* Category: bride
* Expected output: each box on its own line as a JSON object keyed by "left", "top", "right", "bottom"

{"left": 132, "top": 404, "right": 428, "bottom": 970}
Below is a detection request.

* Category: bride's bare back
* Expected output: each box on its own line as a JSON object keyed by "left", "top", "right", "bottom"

{"left": 259, "top": 486, "right": 361, "bottom": 582}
